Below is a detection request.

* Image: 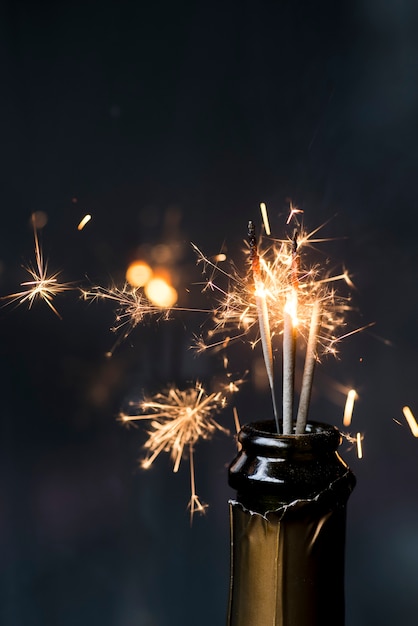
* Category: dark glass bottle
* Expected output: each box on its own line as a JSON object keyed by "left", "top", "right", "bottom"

{"left": 227, "top": 420, "right": 356, "bottom": 626}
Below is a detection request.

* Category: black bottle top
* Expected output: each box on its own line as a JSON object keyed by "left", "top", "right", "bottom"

{"left": 229, "top": 420, "right": 356, "bottom": 515}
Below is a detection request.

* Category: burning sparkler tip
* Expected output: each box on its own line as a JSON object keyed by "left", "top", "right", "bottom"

{"left": 292, "top": 229, "right": 299, "bottom": 254}
{"left": 248, "top": 220, "right": 255, "bottom": 239}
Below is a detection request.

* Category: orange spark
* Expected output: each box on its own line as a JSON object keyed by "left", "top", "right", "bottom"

{"left": 343, "top": 389, "right": 357, "bottom": 427}
{"left": 356, "top": 432, "right": 363, "bottom": 459}
{"left": 259, "top": 202, "right": 271, "bottom": 235}
{"left": 77, "top": 214, "right": 92, "bottom": 231}
{"left": 402, "top": 406, "right": 418, "bottom": 437}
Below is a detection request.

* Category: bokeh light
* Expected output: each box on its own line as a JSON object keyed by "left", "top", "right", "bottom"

{"left": 126, "top": 261, "right": 153, "bottom": 287}
{"left": 145, "top": 276, "right": 178, "bottom": 308}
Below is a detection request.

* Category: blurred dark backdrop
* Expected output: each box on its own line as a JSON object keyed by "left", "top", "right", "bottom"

{"left": 1, "top": 1, "right": 418, "bottom": 625}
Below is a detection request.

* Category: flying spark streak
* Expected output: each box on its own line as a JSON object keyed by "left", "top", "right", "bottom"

{"left": 343, "top": 389, "right": 357, "bottom": 427}
{"left": 77, "top": 214, "right": 92, "bottom": 230}
{"left": 319, "top": 269, "right": 355, "bottom": 289}
{"left": 356, "top": 432, "right": 363, "bottom": 458}
{"left": 286, "top": 202, "right": 304, "bottom": 224}
{"left": 120, "top": 382, "right": 234, "bottom": 517}
{"left": 2, "top": 216, "right": 72, "bottom": 318}
{"left": 233, "top": 406, "right": 241, "bottom": 436}
{"left": 402, "top": 406, "right": 418, "bottom": 437}
{"left": 260, "top": 202, "right": 271, "bottom": 235}
{"left": 327, "top": 322, "right": 376, "bottom": 352}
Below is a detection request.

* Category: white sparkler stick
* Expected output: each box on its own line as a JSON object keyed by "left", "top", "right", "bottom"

{"left": 282, "top": 298, "right": 296, "bottom": 434}
{"left": 248, "top": 221, "right": 279, "bottom": 432}
{"left": 283, "top": 232, "right": 299, "bottom": 435}
{"left": 295, "top": 300, "right": 321, "bottom": 434}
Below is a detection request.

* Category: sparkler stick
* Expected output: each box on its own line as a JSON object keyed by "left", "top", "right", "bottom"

{"left": 282, "top": 302, "right": 296, "bottom": 434}
{"left": 282, "top": 231, "right": 299, "bottom": 434}
{"left": 295, "top": 299, "right": 321, "bottom": 434}
{"left": 248, "top": 221, "right": 279, "bottom": 432}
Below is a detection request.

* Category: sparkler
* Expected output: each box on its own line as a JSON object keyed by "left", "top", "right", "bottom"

{"left": 194, "top": 210, "right": 356, "bottom": 435}
{"left": 81, "top": 281, "right": 209, "bottom": 356}
{"left": 81, "top": 283, "right": 173, "bottom": 354}
{"left": 119, "top": 382, "right": 232, "bottom": 520}
{"left": 2, "top": 215, "right": 72, "bottom": 318}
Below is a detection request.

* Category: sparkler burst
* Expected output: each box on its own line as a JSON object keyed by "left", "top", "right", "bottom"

{"left": 81, "top": 281, "right": 189, "bottom": 356}
{"left": 81, "top": 282, "right": 172, "bottom": 343}
{"left": 120, "top": 381, "right": 235, "bottom": 520}
{"left": 81, "top": 281, "right": 208, "bottom": 356}
{"left": 2, "top": 216, "right": 72, "bottom": 318}
{"left": 193, "top": 218, "right": 354, "bottom": 359}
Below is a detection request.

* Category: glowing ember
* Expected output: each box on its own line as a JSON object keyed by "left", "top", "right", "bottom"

{"left": 343, "top": 389, "right": 357, "bottom": 427}
{"left": 77, "top": 214, "right": 92, "bottom": 231}
{"left": 402, "top": 406, "right": 418, "bottom": 438}
{"left": 284, "top": 288, "right": 298, "bottom": 327}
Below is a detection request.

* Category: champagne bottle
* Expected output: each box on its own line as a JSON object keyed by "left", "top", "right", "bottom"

{"left": 227, "top": 420, "right": 356, "bottom": 626}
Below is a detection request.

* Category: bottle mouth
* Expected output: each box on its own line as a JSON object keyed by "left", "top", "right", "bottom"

{"left": 238, "top": 420, "right": 342, "bottom": 455}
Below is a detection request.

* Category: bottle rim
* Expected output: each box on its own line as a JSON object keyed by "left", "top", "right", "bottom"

{"left": 238, "top": 420, "right": 342, "bottom": 455}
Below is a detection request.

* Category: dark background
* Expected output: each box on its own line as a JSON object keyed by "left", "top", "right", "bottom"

{"left": 1, "top": 1, "right": 418, "bottom": 625}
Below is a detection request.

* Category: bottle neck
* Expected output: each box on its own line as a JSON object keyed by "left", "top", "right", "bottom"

{"left": 229, "top": 420, "right": 355, "bottom": 515}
